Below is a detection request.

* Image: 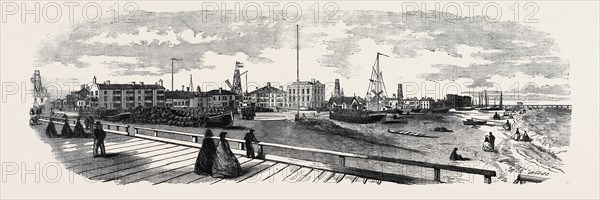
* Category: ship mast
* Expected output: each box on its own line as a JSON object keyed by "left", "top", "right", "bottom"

{"left": 366, "top": 52, "right": 389, "bottom": 111}
{"left": 296, "top": 25, "right": 300, "bottom": 117}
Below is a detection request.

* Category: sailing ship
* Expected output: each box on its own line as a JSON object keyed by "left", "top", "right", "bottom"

{"left": 479, "top": 91, "right": 505, "bottom": 111}
{"left": 328, "top": 53, "right": 389, "bottom": 124}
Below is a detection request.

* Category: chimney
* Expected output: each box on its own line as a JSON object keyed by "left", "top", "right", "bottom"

{"left": 140, "top": 82, "right": 144, "bottom": 85}
{"left": 159, "top": 79, "right": 163, "bottom": 86}
{"left": 131, "top": 81, "right": 135, "bottom": 85}
{"left": 311, "top": 78, "right": 316, "bottom": 83}
{"left": 93, "top": 76, "right": 97, "bottom": 84}
{"left": 186, "top": 87, "right": 190, "bottom": 92}
{"left": 106, "top": 80, "right": 111, "bottom": 85}
{"left": 219, "top": 87, "right": 222, "bottom": 94}
{"left": 182, "top": 85, "right": 185, "bottom": 91}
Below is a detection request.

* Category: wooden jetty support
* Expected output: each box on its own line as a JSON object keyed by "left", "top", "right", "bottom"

{"left": 37, "top": 115, "right": 497, "bottom": 185}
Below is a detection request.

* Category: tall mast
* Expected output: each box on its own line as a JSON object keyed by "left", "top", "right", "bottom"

{"left": 171, "top": 58, "right": 182, "bottom": 91}
{"left": 296, "top": 25, "right": 300, "bottom": 116}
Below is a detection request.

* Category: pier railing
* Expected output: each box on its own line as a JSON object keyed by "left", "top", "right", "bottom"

{"left": 36, "top": 115, "right": 496, "bottom": 184}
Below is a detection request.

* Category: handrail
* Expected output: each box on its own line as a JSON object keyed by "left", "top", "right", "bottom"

{"left": 129, "top": 126, "right": 496, "bottom": 183}
{"left": 36, "top": 119, "right": 497, "bottom": 184}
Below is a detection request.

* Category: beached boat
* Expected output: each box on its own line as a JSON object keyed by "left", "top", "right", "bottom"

{"left": 329, "top": 109, "right": 387, "bottom": 124}
{"left": 105, "top": 112, "right": 131, "bottom": 122}
{"left": 205, "top": 111, "right": 234, "bottom": 127}
{"left": 456, "top": 107, "right": 474, "bottom": 111}
{"left": 463, "top": 118, "right": 487, "bottom": 125}
{"left": 431, "top": 108, "right": 450, "bottom": 113}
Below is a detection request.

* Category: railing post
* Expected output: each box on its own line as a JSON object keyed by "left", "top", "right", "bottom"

{"left": 434, "top": 168, "right": 441, "bottom": 182}
{"left": 257, "top": 144, "right": 264, "bottom": 159}
{"left": 116, "top": 126, "right": 120, "bottom": 131}
{"left": 107, "top": 124, "right": 111, "bottom": 130}
{"left": 484, "top": 175, "right": 492, "bottom": 184}
{"left": 239, "top": 143, "right": 245, "bottom": 150}
{"left": 154, "top": 130, "right": 158, "bottom": 137}
{"left": 125, "top": 125, "right": 130, "bottom": 134}
{"left": 338, "top": 156, "right": 345, "bottom": 167}
{"left": 192, "top": 136, "right": 198, "bottom": 143}
{"left": 132, "top": 127, "right": 138, "bottom": 137}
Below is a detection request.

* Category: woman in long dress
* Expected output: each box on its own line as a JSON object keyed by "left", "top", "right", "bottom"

{"left": 61, "top": 119, "right": 73, "bottom": 138}
{"left": 194, "top": 129, "right": 217, "bottom": 175}
{"left": 212, "top": 132, "right": 242, "bottom": 178}
{"left": 45, "top": 119, "right": 59, "bottom": 138}
{"left": 511, "top": 128, "right": 521, "bottom": 141}
{"left": 73, "top": 117, "right": 87, "bottom": 138}
{"left": 521, "top": 131, "right": 531, "bottom": 142}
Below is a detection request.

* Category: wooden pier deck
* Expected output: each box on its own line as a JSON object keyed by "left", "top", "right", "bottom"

{"left": 35, "top": 116, "right": 498, "bottom": 185}
{"left": 32, "top": 124, "right": 391, "bottom": 185}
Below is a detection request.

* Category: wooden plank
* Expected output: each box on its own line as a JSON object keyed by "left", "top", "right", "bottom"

{"left": 297, "top": 169, "right": 324, "bottom": 182}
{"left": 63, "top": 142, "right": 171, "bottom": 165}
{"left": 56, "top": 140, "right": 160, "bottom": 162}
{"left": 118, "top": 160, "right": 196, "bottom": 184}
{"left": 79, "top": 147, "right": 195, "bottom": 178}
{"left": 159, "top": 155, "right": 245, "bottom": 185}
{"left": 284, "top": 167, "right": 315, "bottom": 183}
{"left": 366, "top": 155, "right": 497, "bottom": 177}
{"left": 237, "top": 162, "right": 284, "bottom": 183}
{"left": 210, "top": 159, "right": 269, "bottom": 184}
{"left": 66, "top": 142, "right": 177, "bottom": 169}
{"left": 99, "top": 150, "right": 198, "bottom": 182}
{"left": 193, "top": 157, "right": 255, "bottom": 184}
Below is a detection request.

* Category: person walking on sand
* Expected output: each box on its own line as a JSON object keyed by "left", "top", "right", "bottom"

{"left": 244, "top": 129, "right": 259, "bottom": 158}
{"left": 93, "top": 121, "right": 106, "bottom": 157}
{"left": 487, "top": 132, "right": 496, "bottom": 149}
{"left": 511, "top": 128, "right": 521, "bottom": 141}
{"left": 194, "top": 129, "right": 217, "bottom": 175}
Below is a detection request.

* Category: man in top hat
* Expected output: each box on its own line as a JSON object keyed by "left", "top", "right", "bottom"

{"left": 244, "top": 129, "right": 259, "bottom": 158}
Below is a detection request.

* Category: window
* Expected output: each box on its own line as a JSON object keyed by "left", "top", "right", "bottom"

{"left": 307, "top": 96, "right": 310, "bottom": 101}
{"left": 95, "top": 91, "right": 98, "bottom": 95}
{"left": 104, "top": 96, "right": 107, "bottom": 101}
{"left": 104, "top": 91, "right": 107, "bottom": 94}
{"left": 137, "top": 96, "right": 141, "bottom": 101}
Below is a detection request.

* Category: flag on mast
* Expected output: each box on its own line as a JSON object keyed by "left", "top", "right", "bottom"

{"left": 236, "top": 61, "right": 244, "bottom": 68}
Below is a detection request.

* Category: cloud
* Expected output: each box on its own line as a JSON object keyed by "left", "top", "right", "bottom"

{"left": 34, "top": 9, "right": 570, "bottom": 101}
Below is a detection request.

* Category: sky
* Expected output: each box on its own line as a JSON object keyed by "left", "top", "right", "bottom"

{"left": 33, "top": 3, "right": 571, "bottom": 105}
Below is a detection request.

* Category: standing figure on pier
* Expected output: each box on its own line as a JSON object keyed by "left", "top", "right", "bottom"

{"left": 212, "top": 132, "right": 242, "bottom": 178}
{"left": 244, "top": 129, "right": 259, "bottom": 158}
{"left": 93, "top": 121, "right": 106, "bottom": 157}
{"left": 194, "top": 129, "right": 217, "bottom": 175}
{"left": 73, "top": 117, "right": 87, "bottom": 138}
{"left": 45, "top": 119, "right": 59, "bottom": 138}
{"left": 61, "top": 119, "right": 73, "bottom": 138}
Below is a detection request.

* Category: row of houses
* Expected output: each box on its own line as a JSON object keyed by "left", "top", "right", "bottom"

{"left": 51, "top": 77, "right": 328, "bottom": 111}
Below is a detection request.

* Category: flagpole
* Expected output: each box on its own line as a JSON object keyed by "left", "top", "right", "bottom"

{"left": 296, "top": 24, "right": 300, "bottom": 117}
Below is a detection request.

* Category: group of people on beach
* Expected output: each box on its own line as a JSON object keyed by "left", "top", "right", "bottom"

{"left": 193, "top": 129, "right": 260, "bottom": 178}
{"left": 44, "top": 116, "right": 107, "bottom": 157}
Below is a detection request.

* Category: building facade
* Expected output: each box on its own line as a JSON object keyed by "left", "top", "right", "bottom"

{"left": 247, "top": 82, "right": 287, "bottom": 108}
{"left": 89, "top": 77, "right": 166, "bottom": 110}
{"left": 286, "top": 79, "right": 326, "bottom": 110}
